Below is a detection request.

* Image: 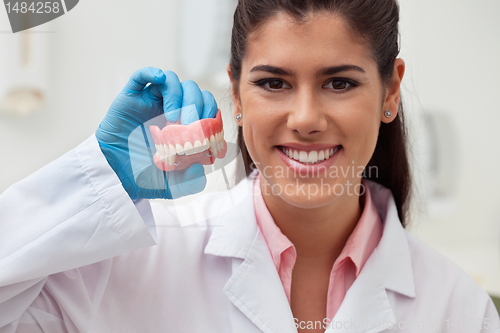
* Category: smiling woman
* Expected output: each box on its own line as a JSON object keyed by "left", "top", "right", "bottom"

{"left": 231, "top": 0, "right": 411, "bottom": 226}
{"left": 227, "top": 1, "right": 411, "bottom": 330}
{"left": 0, "top": 0, "right": 499, "bottom": 332}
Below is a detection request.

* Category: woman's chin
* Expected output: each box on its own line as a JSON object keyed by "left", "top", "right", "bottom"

{"left": 261, "top": 178, "right": 342, "bottom": 210}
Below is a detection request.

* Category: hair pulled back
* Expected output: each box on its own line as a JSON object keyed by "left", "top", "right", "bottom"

{"left": 230, "top": 0, "right": 412, "bottom": 227}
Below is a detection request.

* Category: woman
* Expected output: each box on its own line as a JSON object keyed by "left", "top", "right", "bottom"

{"left": 0, "top": 0, "right": 498, "bottom": 332}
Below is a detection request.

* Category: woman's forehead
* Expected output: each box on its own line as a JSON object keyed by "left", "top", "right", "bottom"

{"left": 244, "top": 12, "right": 374, "bottom": 72}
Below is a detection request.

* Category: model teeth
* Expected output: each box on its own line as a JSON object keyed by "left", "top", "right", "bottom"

{"left": 168, "top": 154, "right": 176, "bottom": 166}
{"left": 281, "top": 146, "right": 341, "bottom": 164}
{"left": 155, "top": 130, "right": 225, "bottom": 160}
{"left": 184, "top": 142, "right": 193, "bottom": 153}
{"left": 176, "top": 143, "right": 185, "bottom": 155}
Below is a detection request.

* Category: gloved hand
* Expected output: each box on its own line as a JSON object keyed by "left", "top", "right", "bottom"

{"left": 96, "top": 67, "right": 218, "bottom": 200}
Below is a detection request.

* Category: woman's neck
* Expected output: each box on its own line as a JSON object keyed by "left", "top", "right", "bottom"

{"left": 260, "top": 175, "right": 364, "bottom": 265}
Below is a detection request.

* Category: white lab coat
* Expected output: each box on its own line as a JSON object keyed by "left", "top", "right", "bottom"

{"left": 0, "top": 134, "right": 499, "bottom": 333}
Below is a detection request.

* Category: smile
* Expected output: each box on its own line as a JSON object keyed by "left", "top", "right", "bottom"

{"left": 279, "top": 145, "right": 342, "bottom": 165}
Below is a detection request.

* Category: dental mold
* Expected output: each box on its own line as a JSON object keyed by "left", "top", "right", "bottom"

{"left": 150, "top": 109, "right": 227, "bottom": 171}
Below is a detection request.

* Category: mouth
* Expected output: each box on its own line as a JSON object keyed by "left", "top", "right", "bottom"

{"left": 277, "top": 145, "right": 342, "bottom": 165}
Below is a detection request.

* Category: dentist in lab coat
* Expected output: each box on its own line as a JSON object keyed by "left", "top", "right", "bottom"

{"left": 1, "top": 0, "right": 500, "bottom": 332}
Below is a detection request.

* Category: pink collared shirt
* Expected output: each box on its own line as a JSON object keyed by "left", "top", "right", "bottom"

{"left": 253, "top": 174, "right": 383, "bottom": 320}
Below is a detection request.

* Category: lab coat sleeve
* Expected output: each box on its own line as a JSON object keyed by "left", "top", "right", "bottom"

{"left": 483, "top": 296, "right": 500, "bottom": 333}
{"left": 0, "top": 134, "right": 157, "bottom": 332}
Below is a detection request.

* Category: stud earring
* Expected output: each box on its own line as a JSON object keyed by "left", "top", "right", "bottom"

{"left": 235, "top": 113, "right": 242, "bottom": 122}
{"left": 384, "top": 110, "right": 392, "bottom": 118}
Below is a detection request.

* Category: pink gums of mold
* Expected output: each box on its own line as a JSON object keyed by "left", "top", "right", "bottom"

{"left": 149, "top": 109, "right": 227, "bottom": 171}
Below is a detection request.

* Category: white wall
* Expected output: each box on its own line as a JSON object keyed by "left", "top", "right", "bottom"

{"left": 0, "top": 0, "right": 182, "bottom": 191}
{"left": 398, "top": 0, "right": 500, "bottom": 294}
{"left": 0, "top": 0, "right": 499, "bottom": 294}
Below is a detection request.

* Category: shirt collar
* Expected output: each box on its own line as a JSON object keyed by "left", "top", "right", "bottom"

{"left": 253, "top": 174, "right": 294, "bottom": 269}
{"left": 252, "top": 173, "right": 383, "bottom": 276}
{"left": 335, "top": 177, "right": 383, "bottom": 276}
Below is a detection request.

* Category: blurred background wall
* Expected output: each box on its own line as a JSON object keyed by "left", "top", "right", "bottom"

{"left": 0, "top": 0, "right": 499, "bottom": 296}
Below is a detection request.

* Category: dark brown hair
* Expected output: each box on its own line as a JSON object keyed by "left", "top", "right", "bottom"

{"left": 230, "top": 0, "right": 412, "bottom": 227}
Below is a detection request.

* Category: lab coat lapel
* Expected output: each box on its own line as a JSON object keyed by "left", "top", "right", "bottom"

{"left": 327, "top": 247, "right": 395, "bottom": 333}
{"left": 205, "top": 176, "right": 296, "bottom": 333}
{"left": 204, "top": 177, "right": 416, "bottom": 333}
{"left": 327, "top": 180, "right": 416, "bottom": 333}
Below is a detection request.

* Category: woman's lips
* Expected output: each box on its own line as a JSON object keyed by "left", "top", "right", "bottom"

{"left": 276, "top": 144, "right": 342, "bottom": 176}
{"left": 279, "top": 145, "right": 341, "bottom": 164}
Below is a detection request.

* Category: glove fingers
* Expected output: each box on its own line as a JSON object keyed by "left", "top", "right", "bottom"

{"left": 148, "top": 83, "right": 166, "bottom": 101}
{"left": 180, "top": 80, "right": 204, "bottom": 125}
{"left": 162, "top": 71, "right": 183, "bottom": 123}
{"left": 201, "top": 90, "right": 218, "bottom": 119}
{"left": 124, "top": 67, "right": 166, "bottom": 92}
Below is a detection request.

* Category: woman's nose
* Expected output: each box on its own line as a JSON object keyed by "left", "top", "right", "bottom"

{"left": 286, "top": 89, "right": 327, "bottom": 137}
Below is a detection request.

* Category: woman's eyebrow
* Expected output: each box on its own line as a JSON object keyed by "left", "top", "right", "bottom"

{"left": 249, "top": 65, "right": 291, "bottom": 76}
{"left": 317, "top": 65, "right": 366, "bottom": 76}
{"left": 249, "top": 64, "right": 366, "bottom": 76}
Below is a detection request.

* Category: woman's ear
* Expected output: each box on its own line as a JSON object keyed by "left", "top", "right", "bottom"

{"left": 381, "top": 58, "right": 405, "bottom": 123}
{"left": 227, "top": 65, "right": 243, "bottom": 125}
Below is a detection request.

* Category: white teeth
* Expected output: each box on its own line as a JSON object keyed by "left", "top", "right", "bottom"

{"left": 318, "top": 150, "right": 325, "bottom": 161}
{"left": 168, "top": 154, "right": 176, "bottom": 165}
{"left": 169, "top": 144, "right": 176, "bottom": 156}
{"left": 176, "top": 143, "right": 185, "bottom": 155}
{"left": 308, "top": 151, "right": 318, "bottom": 164}
{"left": 156, "top": 131, "right": 226, "bottom": 158}
{"left": 156, "top": 144, "right": 170, "bottom": 158}
{"left": 299, "top": 151, "right": 308, "bottom": 163}
{"left": 184, "top": 141, "right": 194, "bottom": 155}
{"left": 193, "top": 140, "right": 203, "bottom": 154}
{"left": 282, "top": 146, "right": 341, "bottom": 164}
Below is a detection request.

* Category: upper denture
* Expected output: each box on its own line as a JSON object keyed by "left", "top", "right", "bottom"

{"left": 151, "top": 109, "right": 222, "bottom": 146}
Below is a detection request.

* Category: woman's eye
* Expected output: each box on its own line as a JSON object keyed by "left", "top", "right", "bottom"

{"left": 267, "top": 80, "right": 284, "bottom": 89}
{"left": 255, "top": 79, "right": 291, "bottom": 91}
{"left": 324, "top": 79, "right": 357, "bottom": 91}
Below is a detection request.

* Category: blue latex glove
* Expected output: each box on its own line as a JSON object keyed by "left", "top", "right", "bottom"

{"left": 96, "top": 67, "right": 218, "bottom": 200}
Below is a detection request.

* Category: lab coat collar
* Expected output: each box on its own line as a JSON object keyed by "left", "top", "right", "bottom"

{"left": 203, "top": 173, "right": 257, "bottom": 260}
{"left": 204, "top": 174, "right": 416, "bottom": 333}
{"left": 327, "top": 179, "right": 416, "bottom": 332}
{"left": 366, "top": 179, "right": 416, "bottom": 298}
{"left": 205, "top": 172, "right": 296, "bottom": 332}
